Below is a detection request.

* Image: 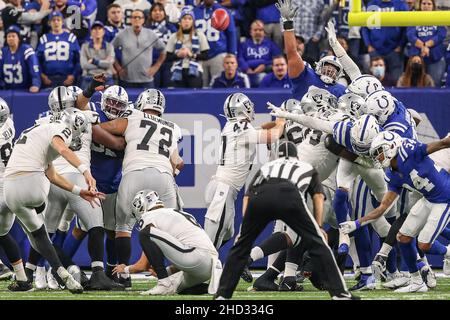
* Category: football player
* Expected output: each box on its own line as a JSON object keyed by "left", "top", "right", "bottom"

{"left": 340, "top": 132, "right": 450, "bottom": 293}
{"left": 113, "top": 190, "right": 222, "bottom": 295}
{"left": 99, "top": 88, "right": 183, "bottom": 289}
{"left": 204, "top": 93, "right": 285, "bottom": 250}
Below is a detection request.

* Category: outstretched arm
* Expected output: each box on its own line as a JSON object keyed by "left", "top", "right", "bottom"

{"left": 426, "top": 135, "right": 450, "bottom": 155}
{"left": 276, "top": 0, "right": 304, "bottom": 78}
{"left": 325, "top": 21, "right": 361, "bottom": 81}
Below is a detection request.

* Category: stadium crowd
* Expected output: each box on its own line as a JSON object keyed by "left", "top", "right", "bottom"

{"left": 0, "top": 0, "right": 450, "bottom": 92}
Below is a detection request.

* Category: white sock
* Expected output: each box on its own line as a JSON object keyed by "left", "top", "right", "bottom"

{"left": 120, "top": 272, "right": 130, "bottom": 279}
{"left": 13, "top": 263, "right": 27, "bottom": 282}
{"left": 91, "top": 261, "right": 104, "bottom": 269}
{"left": 284, "top": 262, "right": 297, "bottom": 278}
{"left": 379, "top": 243, "right": 392, "bottom": 257}
{"left": 26, "top": 262, "right": 37, "bottom": 271}
{"left": 360, "top": 267, "right": 372, "bottom": 274}
{"left": 36, "top": 266, "right": 46, "bottom": 273}
{"left": 445, "top": 245, "right": 450, "bottom": 258}
{"left": 250, "top": 247, "right": 264, "bottom": 262}
{"left": 56, "top": 266, "right": 69, "bottom": 279}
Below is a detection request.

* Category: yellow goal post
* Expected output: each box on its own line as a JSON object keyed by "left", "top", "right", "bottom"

{"left": 348, "top": 0, "right": 450, "bottom": 27}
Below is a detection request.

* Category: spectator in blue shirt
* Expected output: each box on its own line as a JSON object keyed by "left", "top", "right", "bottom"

{"left": 105, "top": 3, "right": 125, "bottom": 43}
{"left": 210, "top": 53, "right": 250, "bottom": 88}
{"left": 146, "top": 2, "right": 178, "bottom": 88}
{"left": 238, "top": 19, "right": 281, "bottom": 87}
{"left": 259, "top": 55, "right": 292, "bottom": 89}
{"left": 36, "top": 11, "right": 80, "bottom": 88}
{"left": 407, "top": 0, "right": 446, "bottom": 86}
{"left": 0, "top": 25, "right": 41, "bottom": 92}
{"left": 362, "top": 0, "right": 409, "bottom": 81}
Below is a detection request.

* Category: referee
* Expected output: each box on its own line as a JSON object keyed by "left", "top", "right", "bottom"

{"left": 215, "top": 141, "right": 359, "bottom": 300}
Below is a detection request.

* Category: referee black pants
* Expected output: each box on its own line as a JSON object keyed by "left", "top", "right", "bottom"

{"left": 216, "top": 180, "right": 349, "bottom": 298}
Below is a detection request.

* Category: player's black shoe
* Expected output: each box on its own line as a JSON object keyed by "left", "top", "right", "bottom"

{"left": 279, "top": 276, "right": 303, "bottom": 291}
{"left": 8, "top": 280, "right": 34, "bottom": 292}
{"left": 253, "top": 275, "right": 279, "bottom": 291}
{"left": 88, "top": 269, "right": 125, "bottom": 291}
{"left": 332, "top": 292, "right": 361, "bottom": 300}
{"left": 118, "top": 276, "right": 132, "bottom": 290}
{"left": 240, "top": 265, "right": 253, "bottom": 283}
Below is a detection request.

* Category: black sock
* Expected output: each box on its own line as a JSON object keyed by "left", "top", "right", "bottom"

{"left": 115, "top": 236, "right": 131, "bottom": 265}
{"left": 54, "top": 246, "right": 76, "bottom": 268}
{"left": 31, "top": 225, "right": 62, "bottom": 270}
{"left": 28, "top": 246, "right": 42, "bottom": 266}
{"left": 259, "top": 232, "right": 290, "bottom": 257}
{"left": 88, "top": 227, "right": 105, "bottom": 263}
{"left": 0, "top": 234, "right": 22, "bottom": 263}
{"left": 261, "top": 250, "right": 287, "bottom": 281}
{"left": 385, "top": 215, "right": 407, "bottom": 247}
{"left": 286, "top": 241, "right": 306, "bottom": 264}
{"left": 139, "top": 226, "right": 168, "bottom": 279}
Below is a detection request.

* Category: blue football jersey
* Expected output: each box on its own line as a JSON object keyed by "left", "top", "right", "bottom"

{"left": 194, "top": 3, "right": 237, "bottom": 59}
{"left": 36, "top": 32, "right": 80, "bottom": 77}
{"left": 385, "top": 139, "right": 450, "bottom": 203}
{"left": 333, "top": 118, "right": 355, "bottom": 153}
{"left": 292, "top": 63, "right": 346, "bottom": 99}
{"left": 382, "top": 99, "right": 416, "bottom": 139}
{"left": 90, "top": 103, "right": 124, "bottom": 194}
{"left": 0, "top": 44, "right": 41, "bottom": 89}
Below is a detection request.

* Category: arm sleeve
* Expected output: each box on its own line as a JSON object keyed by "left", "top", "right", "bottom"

{"left": 337, "top": 51, "right": 362, "bottom": 81}
{"left": 225, "top": 10, "right": 237, "bottom": 55}
{"left": 285, "top": 113, "right": 335, "bottom": 134}
{"left": 18, "top": 9, "right": 52, "bottom": 24}
{"left": 306, "top": 170, "right": 324, "bottom": 197}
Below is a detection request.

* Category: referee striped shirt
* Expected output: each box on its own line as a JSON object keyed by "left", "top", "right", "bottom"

{"left": 248, "top": 158, "right": 324, "bottom": 197}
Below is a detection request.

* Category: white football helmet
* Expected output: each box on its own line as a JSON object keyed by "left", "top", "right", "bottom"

{"left": 369, "top": 131, "right": 402, "bottom": 169}
{"left": 48, "top": 86, "right": 77, "bottom": 114}
{"left": 346, "top": 75, "right": 384, "bottom": 99}
{"left": 350, "top": 114, "right": 380, "bottom": 155}
{"left": 300, "top": 87, "right": 337, "bottom": 115}
{"left": 131, "top": 190, "right": 164, "bottom": 220}
{"left": 315, "top": 55, "right": 343, "bottom": 85}
{"left": 135, "top": 89, "right": 166, "bottom": 115}
{"left": 60, "top": 107, "right": 88, "bottom": 139}
{"left": 365, "top": 90, "right": 396, "bottom": 125}
{"left": 338, "top": 92, "right": 366, "bottom": 117}
{"left": 280, "top": 99, "right": 302, "bottom": 114}
{"left": 0, "top": 98, "right": 11, "bottom": 127}
{"left": 223, "top": 93, "right": 255, "bottom": 121}
{"left": 101, "top": 85, "right": 129, "bottom": 120}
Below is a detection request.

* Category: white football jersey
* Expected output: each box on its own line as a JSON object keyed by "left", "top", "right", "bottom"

{"left": 52, "top": 110, "right": 98, "bottom": 175}
{"left": 215, "top": 120, "right": 258, "bottom": 191}
{"left": 5, "top": 122, "right": 72, "bottom": 177}
{"left": 122, "top": 109, "right": 182, "bottom": 175}
{"left": 139, "top": 207, "right": 218, "bottom": 256}
{"left": 0, "top": 118, "right": 15, "bottom": 186}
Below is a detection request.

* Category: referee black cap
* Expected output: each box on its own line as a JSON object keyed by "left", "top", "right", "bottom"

{"left": 277, "top": 141, "right": 298, "bottom": 159}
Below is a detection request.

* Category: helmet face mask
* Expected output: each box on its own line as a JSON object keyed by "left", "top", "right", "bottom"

{"left": 101, "top": 86, "right": 129, "bottom": 120}
{"left": 369, "top": 131, "right": 402, "bottom": 169}
{"left": 315, "top": 56, "right": 343, "bottom": 85}
{"left": 350, "top": 114, "right": 380, "bottom": 156}
{"left": 320, "top": 63, "right": 339, "bottom": 84}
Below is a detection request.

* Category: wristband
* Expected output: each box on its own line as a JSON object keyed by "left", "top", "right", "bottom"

{"left": 77, "top": 164, "right": 89, "bottom": 174}
{"left": 283, "top": 21, "right": 294, "bottom": 31}
{"left": 355, "top": 219, "right": 361, "bottom": 229}
{"left": 124, "top": 266, "right": 130, "bottom": 274}
{"left": 174, "top": 169, "right": 180, "bottom": 176}
{"left": 71, "top": 185, "right": 82, "bottom": 196}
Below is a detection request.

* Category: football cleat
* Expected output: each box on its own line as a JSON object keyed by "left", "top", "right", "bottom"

{"left": 0, "top": 263, "right": 13, "bottom": 281}
{"left": 8, "top": 280, "right": 34, "bottom": 292}
{"left": 350, "top": 274, "right": 376, "bottom": 291}
{"left": 240, "top": 265, "right": 253, "bottom": 283}
{"left": 141, "top": 277, "right": 176, "bottom": 295}
{"left": 331, "top": 292, "right": 361, "bottom": 300}
{"left": 279, "top": 276, "right": 303, "bottom": 291}
{"left": 420, "top": 266, "right": 436, "bottom": 289}
{"left": 47, "top": 268, "right": 61, "bottom": 290}
{"left": 372, "top": 254, "right": 388, "bottom": 282}
{"left": 394, "top": 277, "right": 427, "bottom": 293}
{"left": 58, "top": 268, "right": 83, "bottom": 294}
{"left": 443, "top": 257, "right": 450, "bottom": 276}
{"left": 118, "top": 275, "right": 132, "bottom": 290}
{"left": 383, "top": 271, "right": 410, "bottom": 289}
{"left": 252, "top": 276, "right": 279, "bottom": 292}
{"left": 35, "top": 266, "right": 48, "bottom": 290}
{"left": 88, "top": 269, "right": 125, "bottom": 291}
